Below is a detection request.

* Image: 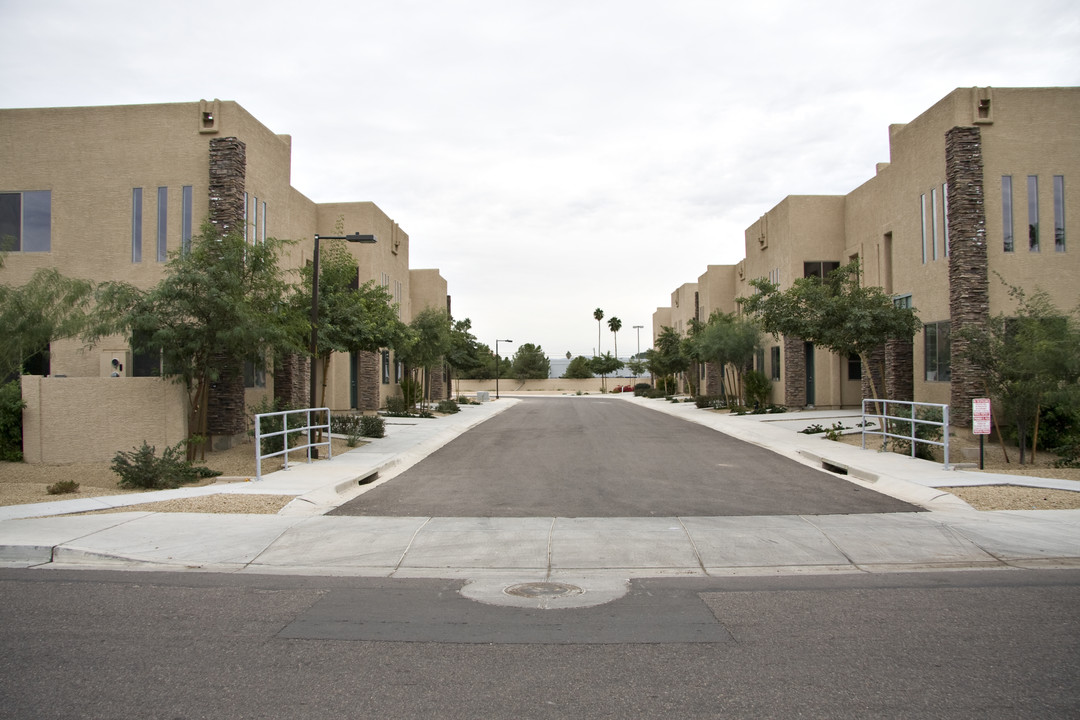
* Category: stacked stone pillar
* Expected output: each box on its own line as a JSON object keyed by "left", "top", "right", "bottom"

{"left": 945, "top": 126, "right": 990, "bottom": 427}
{"left": 783, "top": 336, "right": 806, "bottom": 408}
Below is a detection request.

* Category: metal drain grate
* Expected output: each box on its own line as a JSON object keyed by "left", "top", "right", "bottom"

{"left": 503, "top": 582, "right": 584, "bottom": 599}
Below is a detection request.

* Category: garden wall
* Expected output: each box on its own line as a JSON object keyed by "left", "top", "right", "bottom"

{"left": 452, "top": 378, "right": 647, "bottom": 395}
{"left": 21, "top": 376, "right": 188, "bottom": 464}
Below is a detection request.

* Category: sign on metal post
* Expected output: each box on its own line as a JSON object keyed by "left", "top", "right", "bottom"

{"left": 972, "top": 398, "right": 991, "bottom": 435}
{"left": 973, "top": 398, "right": 991, "bottom": 470}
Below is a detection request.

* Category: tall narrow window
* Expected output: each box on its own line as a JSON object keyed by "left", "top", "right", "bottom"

{"left": 181, "top": 185, "right": 193, "bottom": 254}
{"left": 1002, "top": 176, "right": 1014, "bottom": 252}
{"left": 1028, "top": 175, "right": 1039, "bottom": 251}
{"left": 924, "top": 321, "right": 951, "bottom": 382}
{"left": 243, "top": 192, "right": 249, "bottom": 242}
{"left": 770, "top": 346, "right": 780, "bottom": 381}
{"left": 156, "top": 187, "right": 168, "bottom": 262}
{"left": 260, "top": 201, "right": 267, "bottom": 242}
{"left": 1054, "top": 175, "right": 1066, "bottom": 252}
{"left": 132, "top": 188, "right": 143, "bottom": 263}
{"left": 930, "top": 188, "right": 939, "bottom": 261}
{"left": 941, "top": 183, "right": 950, "bottom": 257}
{"left": 920, "top": 194, "right": 928, "bottom": 264}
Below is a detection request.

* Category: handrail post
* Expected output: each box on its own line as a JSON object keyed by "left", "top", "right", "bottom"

{"left": 255, "top": 415, "right": 263, "bottom": 481}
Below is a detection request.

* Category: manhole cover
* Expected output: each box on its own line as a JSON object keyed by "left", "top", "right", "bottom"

{"left": 504, "top": 582, "right": 584, "bottom": 599}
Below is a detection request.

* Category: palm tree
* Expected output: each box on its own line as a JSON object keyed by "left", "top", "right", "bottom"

{"left": 608, "top": 316, "right": 622, "bottom": 362}
{"left": 593, "top": 308, "right": 604, "bottom": 355}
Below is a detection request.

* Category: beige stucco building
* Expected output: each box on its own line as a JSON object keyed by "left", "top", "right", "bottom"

{"left": 656, "top": 87, "right": 1079, "bottom": 422}
{"left": 2, "top": 100, "right": 452, "bottom": 459}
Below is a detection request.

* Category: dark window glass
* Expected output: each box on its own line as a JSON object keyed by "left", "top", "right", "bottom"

{"left": 132, "top": 188, "right": 143, "bottom": 263}
{"left": 1054, "top": 175, "right": 1065, "bottom": 252}
{"left": 131, "top": 329, "right": 161, "bottom": 377}
{"left": 848, "top": 354, "right": 862, "bottom": 381}
{"left": 770, "top": 346, "right": 780, "bottom": 381}
{"left": 156, "top": 187, "right": 168, "bottom": 262}
{"left": 1028, "top": 175, "right": 1039, "bottom": 251}
{"left": 1002, "top": 176, "right": 1014, "bottom": 252}
{"left": 182, "top": 186, "right": 193, "bottom": 254}
{"left": 243, "top": 353, "right": 266, "bottom": 388}
{"left": 0, "top": 193, "right": 21, "bottom": 251}
{"left": 924, "top": 321, "right": 951, "bottom": 382}
{"left": 382, "top": 351, "right": 391, "bottom": 384}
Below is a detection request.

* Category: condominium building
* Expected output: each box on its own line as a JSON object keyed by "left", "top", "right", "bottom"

{"left": 656, "top": 87, "right": 1079, "bottom": 423}
{"left": 2, "top": 100, "right": 451, "bottom": 455}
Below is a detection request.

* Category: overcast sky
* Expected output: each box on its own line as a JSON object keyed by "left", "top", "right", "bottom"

{"left": 3, "top": 0, "right": 1078, "bottom": 359}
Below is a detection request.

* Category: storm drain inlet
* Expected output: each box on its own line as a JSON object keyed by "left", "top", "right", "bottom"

{"left": 504, "top": 581, "right": 584, "bottom": 599}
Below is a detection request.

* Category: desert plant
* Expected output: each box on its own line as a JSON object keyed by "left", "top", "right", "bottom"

{"left": 0, "top": 380, "right": 25, "bottom": 462}
{"left": 46, "top": 479, "right": 80, "bottom": 495}
{"left": 359, "top": 415, "right": 385, "bottom": 438}
{"left": 436, "top": 399, "right": 460, "bottom": 414}
{"left": 386, "top": 395, "right": 408, "bottom": 414}
{"left": 111, "top": 441, "right": 221, "bottom": 490}
{"left": 886, "top": 406, "right": 943, "bottom": 461}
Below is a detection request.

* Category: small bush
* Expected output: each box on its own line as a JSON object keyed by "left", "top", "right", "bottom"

{"left": 0, "top": 380, "right": 26, "bottom": 462}
{"left": 886, "top": 406, "right": 943, "bottom": 460}
{"left": 47, "top": 479, "right": 80, "bottom": 495}
{"left": 111, "top": 441, "right": 221, "bottom": 490}
{"left": 633, "top": 383, "right": 651, "bottom": 397}
{"left": 743, "top": 370, "right": 771, "bottom": 408}
{"left": 386, "top": 396, "right": 408, "bottom": 414}
{"left": 437, "top": 399, "right": 460, "bottom": 414}
{"left": 359, "top": 415, "right": 385, "bottom": 438}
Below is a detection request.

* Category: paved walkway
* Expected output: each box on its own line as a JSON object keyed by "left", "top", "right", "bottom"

{"left": 1, "top": 395, "right": 1078, "bottom": 607}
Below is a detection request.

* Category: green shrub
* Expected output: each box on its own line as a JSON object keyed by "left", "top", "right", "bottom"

{"left": 111, "top": 441, "right": 221, "bottom": 490}
{"left": 386, "top": 396, "right": 408, "bottom": 414}
{"left": 359, "top": 415, "right": 385, "bottom": 438}
{"left": 437, "top": 399, "right": 460, "bottom": 414}
{"left": 248, "top": 396, "right": 307, "bottom": 457}
{"left": 886, "top": 405, "right": 943, "bottom": 460}
{"left": 633, "top": 383, "right": 651, "bottom": 397}
{"left": 46, "top": 479, "right": 80, "bottom": 495}
{"left": 743, "top": 370, "right": 771, "bottom": 408}
{"left": 0, "top": 380, "right": 26, "bottom": 462}
{"left": 399, "top": 378, "right": 421, "bottom": 408}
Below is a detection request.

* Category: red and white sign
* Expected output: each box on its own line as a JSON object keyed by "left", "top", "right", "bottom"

{"left": 973, "top": 398, "right": 992, "bottom": 435}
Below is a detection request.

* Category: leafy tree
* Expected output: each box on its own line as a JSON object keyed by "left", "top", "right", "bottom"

{"left": 647, "top": 326, "right": 688, "bottom": 394}
{"left": 446, "top": 317, "right": 483, "bottom": 395}
{"left": 0, "top": 268, "right": 97, "bottom": 380}
{"left": 106, "top": 224, "right": 303, "bottom": 460}
{"left": 738, "top": 258, "right": 920, "bottom": 406}
{"left": 459, "top": 343, "right": 497, "bottom": 380}
{"left": 692, "top": 310, "right": 760, "bottom": 404}
{"left": 397, "top": 307, "right": 451, "bottom": 408}
{"left": 608, "top": 316, "right": 622, "bottom": 360}
{"left": 291, "top": 239, "right": 404, "bottom": 408}
{"left": 626, "top": 357, "right": 647, "bottom": 379}
{"left": 589, "top": 352, "right": 624, "bottom": 390}
{"left": 593, "top": 308, "right": 604, "bottom": 354}
{"left": 562, "top": 355, "right": 595, "bottom": 379}
{"left": 510, "top": 343, "right": 551, "bottom": 380}
{"left": 957, "top": 283, "right": 1080, "bottom": 464}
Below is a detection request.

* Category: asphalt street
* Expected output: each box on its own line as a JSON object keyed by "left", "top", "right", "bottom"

{"left": 1, "top": 568, "right": 1077, "bottom": 719}
{"left": 332, "top": 396, "right": 920, "bottom": 517}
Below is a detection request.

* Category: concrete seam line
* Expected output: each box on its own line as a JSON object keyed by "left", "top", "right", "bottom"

{"left": 544, "top": 517, "right": 557, "bottom": 581}
{"left": 391, "top": 517, "right": 432, "bottom": 575}
{"left": 676, "top": 516, "right": 708, "bottom": 575}
{"left": 796, "top": 514, "right": 865, "bottom": 572}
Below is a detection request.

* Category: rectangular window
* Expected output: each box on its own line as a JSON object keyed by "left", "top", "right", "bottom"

{"left": 1054, "top": 175, "right": 1065, "bottom": 252}
{"left": 1028, "top": 175, "right": 1039, "bottom": 251}
{"left": 0, "top": 190, "right": 51, "bottom": 252}
{"left": 770, "top": 346, "right": 780, "bottom": 381}
{"left": 920, "top": 194, "right": 928, "bottom": 264}
{"left": 931, "top": 188, "right": 939, "bottom": 261}
{"left": 848, "top": 354, "right": 862, "bottom": 381}
{"left": 261, "top": 201, "right": 267, "bottom": 243}
{"left": 803, "top": 261, "right": 840, "bottom": 280}
{"left": 132, "top": 188, "right": 143, "bottom": 263}
{"left": 942, "top": 183, "right": 950, "bottom": 256}
{"left": 156, "top": 187, "right": 168, "bottom": 262}
{"left": 755, "top": 348, "right": 765, "bottom": 374}
{"left": 182, "top": 185, "right": 193, "bottom": 254}
{"left": 396, "top": 360, "right": 404, "bottom": 384}
{"left": 131, "top": 329, "right": 161, "bottom": 377}
{"left": 243, "top": 353, "right": 266, "bottom": 388}
{"left": 243, "top": 192, "right": 249, "bottom": 242}
{"left": 381, "top": 350, "right": 391, "bottom": 384}
{"left": 924, "top": 321, "right": 951, "bottom": 382}
{"left": 1002, "top": 176, "right": 1014, "bottom": 252}
{"left": 893, "top": 294, "right": 912, "bottom": 310}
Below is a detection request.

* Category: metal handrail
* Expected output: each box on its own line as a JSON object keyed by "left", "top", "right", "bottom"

{"left": 254, "top": 407, "right": 331, "bottom": 480}
{"left": 861, "top": 399, "right": 951, "bottom": 470}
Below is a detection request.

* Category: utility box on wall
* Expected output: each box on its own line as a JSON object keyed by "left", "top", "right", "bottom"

{"left": 99, "top": 350, "right": 131, "bottom": 378}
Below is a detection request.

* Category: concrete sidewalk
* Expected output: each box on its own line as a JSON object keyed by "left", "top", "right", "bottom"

{"left": 1, "top": 394, "right": 1078, "bottom": 607}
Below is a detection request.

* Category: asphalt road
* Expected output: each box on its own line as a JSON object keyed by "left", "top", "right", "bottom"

{"left": 332, "top": 397, "right": 920, "bottom": 517}
{"left": 2, "top": 568, "right": 1077, "bottom": 719}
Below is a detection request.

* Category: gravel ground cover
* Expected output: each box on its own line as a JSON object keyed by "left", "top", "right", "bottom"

{"left": 0, "top": 437, "right": 354, "bottom": 514}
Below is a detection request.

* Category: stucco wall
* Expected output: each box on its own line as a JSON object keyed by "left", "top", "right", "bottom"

{"left": 21, "top": 376, "right": 188, "bottom": 464}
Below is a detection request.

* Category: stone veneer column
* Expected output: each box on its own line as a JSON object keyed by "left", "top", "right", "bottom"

{"left": 206, "top": 138, "right": 248, "bottom": 442}
{"left": 884, "top": 339, "right": 914, "bottom": 401}
{"left": 704, "top": 362, "right": 721, "bottom": 396}
{"left": 208, "top": 137, "right": 246, "bottom": 235}
{"left": 273, "top": 352, "right": 310, "bottom": 408}
{"left": 783, "top": 336, "right": 806, "bottom": 408}
{"left": 358, "top": 351, "right": 381, "bottom": 411}
{"left": 945, "top": 126, "right": 990, "bottom": 427}
{"left": 860, "top": 346, "right": 887, "bottom": 404}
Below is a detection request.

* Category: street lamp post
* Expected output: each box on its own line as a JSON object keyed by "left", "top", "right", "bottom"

{"left": 495, "top": 339, "right": 513, "bottom": 400}
{"left": 633, "top": 325, "right": 644, "bottom": 382}
{"left": 309, "top": 233, "right": 376, "bottom": 456}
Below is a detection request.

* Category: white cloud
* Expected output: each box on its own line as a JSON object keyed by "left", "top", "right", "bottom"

{"left": 3, "top": 0, "right": 1078, "bottom": 357}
